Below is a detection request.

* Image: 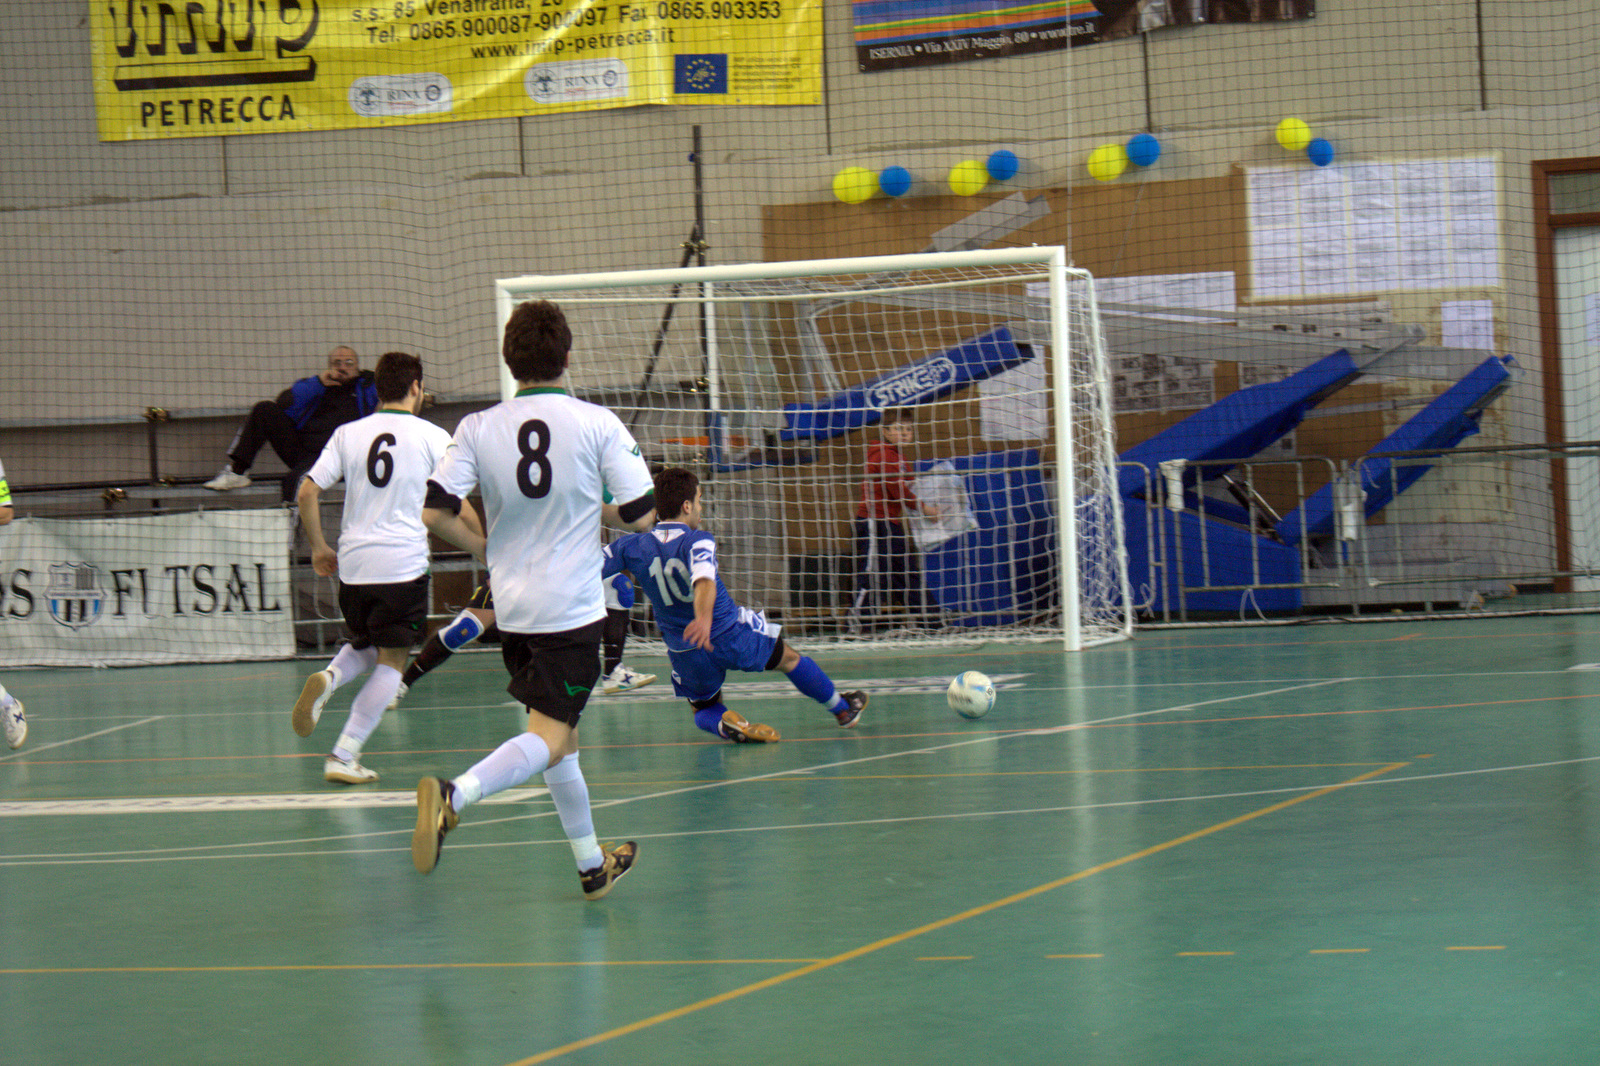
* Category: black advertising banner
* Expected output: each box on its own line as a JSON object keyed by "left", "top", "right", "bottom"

{"left": 854, "top": 1, "right": 1315, "bottom": 73}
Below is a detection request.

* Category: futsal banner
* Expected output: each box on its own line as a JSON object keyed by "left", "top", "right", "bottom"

{"left": 0, "top": 510, "right": 294, "bottom": 667}
{"left": 90, "top": 0, "right": 822, "bottom": 142}
{"left": 853, "top": 1, "right": 1315, "bottom": 72}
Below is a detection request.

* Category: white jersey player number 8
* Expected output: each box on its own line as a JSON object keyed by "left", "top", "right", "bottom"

{"left": 517, "top": 420, "right": 553, "bottom": 498}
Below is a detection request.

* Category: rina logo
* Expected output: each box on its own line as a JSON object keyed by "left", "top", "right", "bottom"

{"left": 103, "top": 0, "right": 321, "bottom": 91}
{"left": 867, "top": 357, "right": 958, "bottom": 409}
{"left": 47, "top": 563, "right": 107, "bottom": 630}
{"left": 525, "top": 59, "right": 628, "bottom": 105}
{"left": 350, "top": 74, "right": 453, "bottom": 117}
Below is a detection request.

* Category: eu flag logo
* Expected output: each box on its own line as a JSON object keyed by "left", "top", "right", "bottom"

{"left": 674, "top": 54, "right": 728, "bottom": 94}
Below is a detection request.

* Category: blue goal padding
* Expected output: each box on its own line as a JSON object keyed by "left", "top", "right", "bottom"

{"left": 779, "top": 327, "right": 1030, "bottom": 443}
{"left": 1118, "top": 349, "right": 1361, "bottom": 497}
{"left": 1275, "top": 354, "right": 1514, "bottom": 546}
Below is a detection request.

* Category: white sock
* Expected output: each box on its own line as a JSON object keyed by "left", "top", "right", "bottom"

{"left": 332, "top": 665, "right": 401, "bottom": 762}
{"left": 327, "top": 644, "right": 377, "bottom": 689}
{"left": 452, "top": 732, "right": 550, "bottom": 813}
{"left": 543, "top": 753, "right": 603, "bottom": 871}
{"left": 0, "top": 682, "right": 12, "bottom": 707}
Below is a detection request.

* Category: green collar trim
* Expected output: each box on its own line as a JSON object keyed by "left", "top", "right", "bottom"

{"left": 515, "top": 386, "right": 568, "bottom": 396}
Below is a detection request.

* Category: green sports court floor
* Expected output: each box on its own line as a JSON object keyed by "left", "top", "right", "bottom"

{"left": 4, "top": 615, "right": 1600, "bottom": 1065}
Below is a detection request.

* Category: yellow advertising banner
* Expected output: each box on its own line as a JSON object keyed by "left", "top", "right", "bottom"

{"left": 90, "top": 0, "right": 821, "bottom": 142}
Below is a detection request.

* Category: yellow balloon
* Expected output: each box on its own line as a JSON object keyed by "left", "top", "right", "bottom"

{"left": 1086, "top": 144, "right": 1128, "bottom": 183}
{"left": 1276, "top": 117, "right": 1312, "bottom": 151}
{"left": 948, "top": 160, "right": 987, "bottom": 196}
{"left": 833, "top": 167, "right": 877, "bottom": 205}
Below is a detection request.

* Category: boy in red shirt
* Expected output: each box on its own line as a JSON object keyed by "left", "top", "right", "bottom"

{"left": 852, "top": 408, "right": 938, "bottom": 632}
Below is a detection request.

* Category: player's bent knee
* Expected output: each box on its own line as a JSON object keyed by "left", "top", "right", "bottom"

{"left": 439, "top": 608, "right": 485, "bottom": 651}
{"left": 769, "top": 639, "right": 799, "bottom": 673}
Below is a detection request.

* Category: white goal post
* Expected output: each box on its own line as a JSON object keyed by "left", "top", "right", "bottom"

{"left": 495, "top": 247, "right": 1132, "bottom": 651}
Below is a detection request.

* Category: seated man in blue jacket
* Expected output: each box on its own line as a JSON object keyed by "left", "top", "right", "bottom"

{"left": 204, "top": 345, "right": 378, "bottom": 501}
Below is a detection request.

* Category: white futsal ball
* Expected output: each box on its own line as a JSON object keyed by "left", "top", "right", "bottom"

{"left": 947, "top": 670, "right": 996, "bottom": 720}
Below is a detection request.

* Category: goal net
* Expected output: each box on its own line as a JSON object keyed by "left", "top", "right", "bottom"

{"left": 496, "top": 247, "right": 1132, "bottom": 651}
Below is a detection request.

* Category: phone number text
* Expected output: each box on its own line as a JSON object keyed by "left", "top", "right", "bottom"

{"left": 355, "top": 1, "right": 784, "bottom": 44}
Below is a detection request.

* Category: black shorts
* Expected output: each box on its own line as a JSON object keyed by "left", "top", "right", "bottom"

{"left": 339, "top": 576, "right": 429, "bottom": 650}
{"left": 467, "top": 581, "right": 494, "bottom": 611}
{"left": 500, "top": 619, "right": 605, "bottom": 726}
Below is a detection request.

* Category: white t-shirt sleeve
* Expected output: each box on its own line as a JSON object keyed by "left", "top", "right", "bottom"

{"left": 429, "top": 416, "right": 480, "bottom": 499}
{"left": 423, "top": 423, "right": 454, "bottom": 474}
{"left": 598, "top": 414, "right": 654, "bottom": 507}
{"left": 305, "top": 428, "right": 345, "bottom": 490}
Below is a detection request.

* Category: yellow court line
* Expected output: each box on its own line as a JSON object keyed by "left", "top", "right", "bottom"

{"left": 1309, "top": 948, "right": 1370, "bottom": 955}
{"left": 503, "top": 761, "right": 1409, "bottom": 1066}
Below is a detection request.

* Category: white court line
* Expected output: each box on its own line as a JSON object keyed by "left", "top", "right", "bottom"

{"left": 0, "top": 785, "right": 549, "bottom": 817}
{"left": 1021, "top": 678, "right": 1353, "bottom": 734}
{"left": 31, "top": 704, "right": 518, "bottom": 723}
{"left": 0, "top": 679, "right": 1342, "bottom": 819}
{"left": 24, "top": 666, "right": 1591, "bottom": 724}
{"left": 499, "top": 673, "right": 1035, "bottom": 706}
{"left": 0, "top": 716, "right": 165, "bottom": 763}
{"left": 2, "top": 668, "right": 1586, "bottom": 864}
{"left": 0, "top": 678, "right": 1347, "bottom": 864}
{"left": 586, "top": 678, "right": 1356, "bottom": 810}
{"left": 10, "top": 754, "right": 1600, "bottom": 868}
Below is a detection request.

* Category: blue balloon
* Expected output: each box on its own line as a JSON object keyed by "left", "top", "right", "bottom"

{"left": 986, "top": 149, "right": 1019, "bottom": 182}
{"left": 1307, "top": 137, "right": 1335, "bottom": 167}
{"left": 878, "top": 165, "right": 913, "bottom": 198}
{"left": 1126, "top": 133, "right": 1162, "bottom": 167}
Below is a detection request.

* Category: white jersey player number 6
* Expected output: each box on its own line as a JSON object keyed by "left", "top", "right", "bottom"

{"left": 366, "top": 433, "right": 396, "bottom": 487}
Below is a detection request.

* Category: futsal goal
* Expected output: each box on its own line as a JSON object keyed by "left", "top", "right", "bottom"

{"left": 495, "top": 247, "right": 1131, "bottom": 651}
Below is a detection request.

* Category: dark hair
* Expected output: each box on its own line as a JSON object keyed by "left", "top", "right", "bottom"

{"left": 654, "top": 467, "right": 699, "bottom": 522}
{"left": 374, "top": 351, "right": 423, "bottom": 402}
{"left": 503, "top": 300, "right": 572, "bottom": 382}
{"left": 882, "top": 407, "right": 915, "bottom": 427}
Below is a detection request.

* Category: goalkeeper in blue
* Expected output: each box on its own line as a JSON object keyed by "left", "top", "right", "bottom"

{"left": 602, "top": 467, "right": 867, "bottom": 743}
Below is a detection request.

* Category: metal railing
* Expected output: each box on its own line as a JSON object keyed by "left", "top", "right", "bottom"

{"left": 1123, "top": 442, "right": 1600, "bottom": 624}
